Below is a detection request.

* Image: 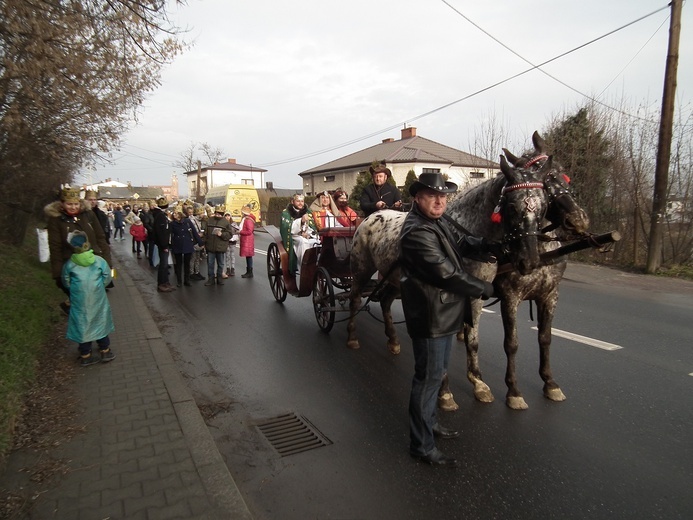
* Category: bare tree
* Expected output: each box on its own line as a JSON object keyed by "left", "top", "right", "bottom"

{"left": 0, "top": 0, "right": 187, "bottom": 244}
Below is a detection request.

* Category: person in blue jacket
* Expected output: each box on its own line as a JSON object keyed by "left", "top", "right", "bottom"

{"left": 61, "top": 231, "right": 116, "bottom": 367}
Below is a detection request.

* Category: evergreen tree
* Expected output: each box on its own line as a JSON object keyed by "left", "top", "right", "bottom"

{"left": 402, "top": 169, "right": 417, "bottom": 203}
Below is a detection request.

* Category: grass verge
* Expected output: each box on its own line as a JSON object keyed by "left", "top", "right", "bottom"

{"left": 0, "top": 232, "right": 64, "bottom": 465}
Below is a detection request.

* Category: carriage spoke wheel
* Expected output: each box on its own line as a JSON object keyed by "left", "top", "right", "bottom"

{"left": 313, "top": 267, "right": 335, "bottom": 332}
{"left": 267, "top": 242, "right": 287, "bottom": 302}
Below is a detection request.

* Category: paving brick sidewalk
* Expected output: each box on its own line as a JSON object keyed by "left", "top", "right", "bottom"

{"left": 9, "top": 258, "right": 253, "bottom": 519}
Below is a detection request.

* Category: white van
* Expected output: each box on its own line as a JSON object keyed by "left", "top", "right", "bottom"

{"left": 205, "top": 184, "right": 261, "bottom": 223}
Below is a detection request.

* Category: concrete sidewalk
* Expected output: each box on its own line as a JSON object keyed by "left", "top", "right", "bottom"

{"left": 13, "top": 251, "right": 253, "bottom": 519}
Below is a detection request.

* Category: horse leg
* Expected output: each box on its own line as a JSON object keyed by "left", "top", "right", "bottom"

{"left": 536, "top": 295, "right": 566, "bottom": 402}
{"left": 437, "top": 372, "right": 459, "bottom": 411}
{"left": 500, "top": 298, "right": 528, "bottom": 410}
{"left": 379, "top": 284, "right": 400, "bottom": 355}
{"left": 461, "top": 299, "right": 494, "bottom": 403}
{"left": 346, "top": 278, "right": 364, "bottom": 350}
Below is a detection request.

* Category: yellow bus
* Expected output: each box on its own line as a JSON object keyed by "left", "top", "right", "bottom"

{"left": 205, "top": 184, "right": 261, "bottom": 223}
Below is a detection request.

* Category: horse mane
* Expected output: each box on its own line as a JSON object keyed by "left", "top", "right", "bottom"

{"left": 446, "top": 174, "right": 506, "bottom": 241}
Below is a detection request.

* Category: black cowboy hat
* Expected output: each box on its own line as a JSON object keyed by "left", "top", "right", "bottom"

{"left": 409, "top": 172, "right": 458, "bottom": 196}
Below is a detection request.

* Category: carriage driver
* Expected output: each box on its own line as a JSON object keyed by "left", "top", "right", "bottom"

{"left": 399, "top": 172, "right": 494, "bottom": 467}
{"left": 359, "top": 161, "right": 402, "bottom": 217}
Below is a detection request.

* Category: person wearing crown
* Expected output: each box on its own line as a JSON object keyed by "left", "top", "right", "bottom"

{"left": 45, "top": 187, "right": 112, "bottom": 313}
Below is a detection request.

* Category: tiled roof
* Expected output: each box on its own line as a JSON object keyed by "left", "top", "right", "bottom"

{"left": 96, "top": 186, "right": 165, "bottom": 200}
{"left": 300, "top": 135, "right": 498, "bottom": 175}
{"left": 183, "top": 162, "right": 267, "bottom": 175}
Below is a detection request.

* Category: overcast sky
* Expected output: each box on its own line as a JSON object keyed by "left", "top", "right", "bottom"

{"left": 78, "top": 0, "right": 692, "bottom": 195}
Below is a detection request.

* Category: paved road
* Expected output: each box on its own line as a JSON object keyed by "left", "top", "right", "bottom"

{"left": 118, "top": 233, "right": 693, "bottom": 520}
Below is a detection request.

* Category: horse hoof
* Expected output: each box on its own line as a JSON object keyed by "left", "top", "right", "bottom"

{"left": 545, "top": 388, "right": 566, "bottom": 402}
{"left": 506, "top": 396, "right": 529, "bottom": 410}
{"left": 388, "top": 342, "right": 400, "bottom": 355}
{"left": 438, "top": 392, "right": 459, "bottom": 412}
{"left": 473, "top": 382, "right": 495, "bottom": 403}
{"left": 347, "top": 339, "right": 360, "bottom": 350}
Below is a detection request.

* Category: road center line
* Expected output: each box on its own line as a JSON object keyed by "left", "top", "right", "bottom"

{"left": 531, "top": 326, "right": 623, "bottom": 351}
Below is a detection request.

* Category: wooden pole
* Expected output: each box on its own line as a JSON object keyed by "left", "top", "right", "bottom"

{"left": 646, "top": 0, "right": 682, "bottom": 273}
{"left": 195, "top": 160, "right": 202, "bottom": 203}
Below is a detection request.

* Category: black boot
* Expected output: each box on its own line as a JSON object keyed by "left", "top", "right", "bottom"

{"left": 204, "top": 277, "right": 216, "bottom": 286}
{"left": 241, "top": 268, "right": 253, "bottom": 278}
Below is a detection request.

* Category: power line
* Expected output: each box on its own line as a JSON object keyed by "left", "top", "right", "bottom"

{"left": 440, "top": 0, "right": 669, "bottom": 122}
{"left": 256, "top": 3, "right": 670, "bottom": 169}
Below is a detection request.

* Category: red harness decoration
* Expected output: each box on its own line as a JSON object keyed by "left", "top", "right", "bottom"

{"left": 524, "top": 154, "right": 548, "bottom": 169}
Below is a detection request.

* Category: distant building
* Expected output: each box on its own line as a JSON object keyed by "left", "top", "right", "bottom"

{"left": 85, "top": 175, "right": 177, "bottom": 206}
{"left": 183, "top": 158, "right": 267, "bottom": 200}
{"left": 299, "top": 127, "right": 499, "bottom": 196}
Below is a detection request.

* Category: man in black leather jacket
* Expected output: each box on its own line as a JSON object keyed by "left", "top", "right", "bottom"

{"left": 399, "top": 173, "right": 494, "bottom": 467}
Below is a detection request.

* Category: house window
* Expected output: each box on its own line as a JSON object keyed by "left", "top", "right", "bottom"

{"left": 323, "top": 175, "right": 335, "bottom": 182}
{"left": 470, "top": 171, "right": 485, "bottom": 179}
{"left": 422, "top": 168, "right": 440, "bottom": 174}
{"left": 242, "top": 179, "right": 253, "bottom": 185}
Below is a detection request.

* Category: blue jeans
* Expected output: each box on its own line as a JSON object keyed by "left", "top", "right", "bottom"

{"left": 78, "top": 336, "right": 110, "bottom": 357}
{"left": 409, "top": 334, "right": 453, "bottom": 456}
{"left": 207, "top": 251, "right": 225, "bottom": 279}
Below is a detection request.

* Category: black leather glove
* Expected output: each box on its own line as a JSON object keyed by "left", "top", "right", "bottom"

{"left": 458, "top": 236, "right": 498, "bottom": 264}
{"left": 481, "top": 281, "right": 495, "bottom": 300}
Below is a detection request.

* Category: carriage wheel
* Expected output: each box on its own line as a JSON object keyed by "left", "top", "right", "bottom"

{"left": 267, "top": 242, "right": 287, "bottom": 303}
{"left": 313, "top": 267, "right": 335, "bottom": 332}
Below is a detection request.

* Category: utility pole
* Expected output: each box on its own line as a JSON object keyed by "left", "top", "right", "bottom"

{"left": 646, "top": 0, "right": 682, "bottom": 273}
{"left": 195, "top": 160, "right": 202, "bottom": 203}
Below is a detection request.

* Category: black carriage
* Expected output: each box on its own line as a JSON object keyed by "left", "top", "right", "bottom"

{"left": 265, "top": 224, "right": 360, "bottom": 332}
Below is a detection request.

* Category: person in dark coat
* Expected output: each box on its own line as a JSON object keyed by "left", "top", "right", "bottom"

{"left": 399, "top": 172, "right": 494, "bottom": 467}
{"left": 151, "top": 196, "right": 174, "bottom": 293}
{"left": 139, "top": 202, "right": 155, "bottom": 263}
{"left": 84, "top": 190, "right": 111, "bottom": 243}
{"left": 170, "top": 208, "right": 203, "bottom": 287}
{"left": 45, "top": 187, "right": 112, "bottom": 306}
{"left": 360, "top": 162, "right": 403, "bottom": 217}
{"left": 203, "top": 205, "right": 233, "bottom": 286}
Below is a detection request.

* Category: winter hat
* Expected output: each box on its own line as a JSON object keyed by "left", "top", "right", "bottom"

{"left": 97, "top": 200, "right": 107, "bottom": 211}
{"left": 241, "top": 205, "right": 252, "bottom": 216}
{"left": 134, "top": 217, "right": 142, "bottom": 224}
{"left": 67, "top": 230, "right": 91, "bottom": 253}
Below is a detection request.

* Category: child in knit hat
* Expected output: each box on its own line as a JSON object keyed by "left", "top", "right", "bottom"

{"left": 129, "top": 216, "right": 147, "bottom": 259}
{"left": 61, "top": 231, "right": 116, "bottom": 366}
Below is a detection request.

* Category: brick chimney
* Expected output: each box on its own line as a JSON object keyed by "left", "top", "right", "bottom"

{"left": 401, "top": 127, "right": 417, "bottom": 139}
{"left": 227, "top": 158, "right": 236, "bottom": 164}
{"left": 382, "top": 138, "right": 394, "bottom": 143}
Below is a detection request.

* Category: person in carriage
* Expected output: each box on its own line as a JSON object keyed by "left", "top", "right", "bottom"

{"left": 310, "top": 190, "right": 343, "bottom": 230}
{"left": 332, "top": 189, "right": 358, "bottom": 227}
{"left": 280, "top": 194, "right": 320, "bottom": 275}
{"left": 359, "top": 161, "right": 403, "bottom": 217}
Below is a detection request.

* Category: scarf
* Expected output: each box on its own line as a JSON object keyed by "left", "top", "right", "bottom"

{"left": 71, "top": 249, "right": 95, "bottom": 266}
{"left": 286, "top": 203, "right": 307, "bottom": 220}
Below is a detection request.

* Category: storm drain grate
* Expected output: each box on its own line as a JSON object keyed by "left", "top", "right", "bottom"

{"left": 256, "top": 412, "right": 332, "bottom": 457}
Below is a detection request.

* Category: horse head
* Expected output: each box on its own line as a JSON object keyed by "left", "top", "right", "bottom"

{"left": 498, "top": 155, "right": 549, "bottom": 275}
{"left": 503, "top": 131, "right": 590, "bottom": 236}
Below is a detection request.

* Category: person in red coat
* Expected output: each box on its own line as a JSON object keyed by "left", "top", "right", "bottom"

{"left": 129, "top": 217, "right": 148, "bottom": 258}
{"left": 239, "top": 205, "right": 256, "bottom": 278}
{"left": 333, "top": 189, "right": 359, "bottom": 227}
